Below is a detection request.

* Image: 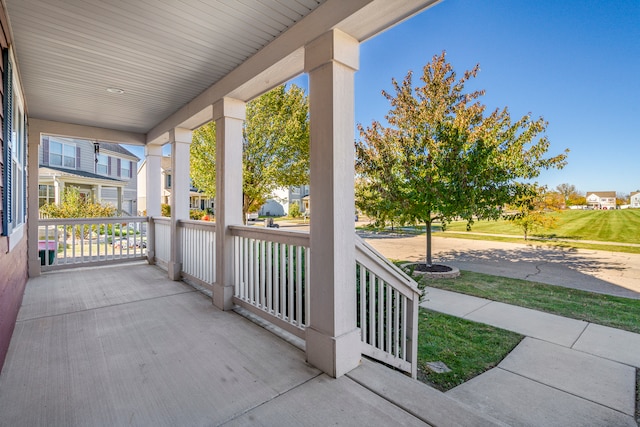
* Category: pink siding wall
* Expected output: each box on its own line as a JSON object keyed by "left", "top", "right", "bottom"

{"left": 0, "top": 236, "right": 27, "bottom": 371}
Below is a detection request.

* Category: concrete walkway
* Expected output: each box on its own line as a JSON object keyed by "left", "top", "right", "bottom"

{"left": 422, "top": 287, "right": 640, "bottom": 427}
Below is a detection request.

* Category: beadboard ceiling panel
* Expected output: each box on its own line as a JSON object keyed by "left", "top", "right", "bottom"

{"left": 5, "top": 0, "right": 325, "bottom": 133}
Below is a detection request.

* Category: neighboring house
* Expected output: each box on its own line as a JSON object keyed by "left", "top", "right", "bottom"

{"left": 630, "top": 192, "right": 640, "bottom": 208}
{"left": 586, "top": 191, "right": 617, "bottom": 210}
{"left": 137, "top": 156, "right": 214, "bottom": 214}
{"left": 258, "top": 185, "right": 309, "bottom": 216}
{"left": 39, "top": 137, "right": 139, "bottom": 215}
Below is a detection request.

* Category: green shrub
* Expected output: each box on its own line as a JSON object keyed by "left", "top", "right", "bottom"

{"left": 289, "top": 202, "right": 301, "bottom": 218}
{"left": 161, "top": 204, "right": 171, "bottom": 217}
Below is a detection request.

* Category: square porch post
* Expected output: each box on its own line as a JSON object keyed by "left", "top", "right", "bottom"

{"left": 168, "top": 128, "right": 192, "bottom": 280}
{"left": 213, "top": 98, "right": 245, "bottom": 310}
{"left": 145, "top": 144, "right": 162, "bottom": 265}
{"left": 304, "top": 29, "right": 361, "bottom": 378}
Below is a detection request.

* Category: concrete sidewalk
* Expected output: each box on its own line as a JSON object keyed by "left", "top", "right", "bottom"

{"left": 422, "top": 287, "right": 640, "bottom": 426}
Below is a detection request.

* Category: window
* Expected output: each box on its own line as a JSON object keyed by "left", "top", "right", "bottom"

{"left": 49, "top": 139, "right": 76, "bottom": 168}
{"left": 38, "top": 185, "right": 55, "bottom": 207}
{"left": 165, "top": 173, "right": 172, "bottom": 189}
{"left": 96, "top": 154, "right": 108, "bottom": 175}
{"left": 121, "top": 159, "right": 130, "bottom": 179}
{"left": 2, "top": 47, "right": 27, "bottom": 248}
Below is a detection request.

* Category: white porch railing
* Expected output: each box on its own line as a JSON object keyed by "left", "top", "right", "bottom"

{"left": 230, "top": 225, "right": 310, "bottom": 340}
{"left": 355, "top": 236, "right": 421, "bottom": 378}
{"left": 179, "top": 219, "right": 216, "bottom": 290}
{"left": 124, "top": 219, "right": 421, "bottom": 377}
{"left": 152, "top": 216, "right": 171, "bottom": 267}
{"left": 38, "top": 216, "right": 148, "bottom": 271}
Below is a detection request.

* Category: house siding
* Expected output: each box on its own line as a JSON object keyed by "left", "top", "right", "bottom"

{"left": 0, "top": 3, "right": 27, "bottom": 373}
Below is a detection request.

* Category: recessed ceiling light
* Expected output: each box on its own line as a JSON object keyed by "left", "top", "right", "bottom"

{"left": 106, "top": 87, "right": 125, "bottom": 94}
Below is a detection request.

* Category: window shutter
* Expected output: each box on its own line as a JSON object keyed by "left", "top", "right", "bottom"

{"left": 42, "top": 136, "right": 49, "bottom": 166}
{"left": 2, "top": 47, "right": 13, "bottom": 232}
{"left": 75, "top": 146, "right": 80, "bottom": 169}
{"left": 108, "top": 156, "right": 112, "bottom": 175}
{"left": 117, "top": 158, "right": 121, "bottom": 177}
{"left": 130, "top": 161, "right": 134, "bottom": 178}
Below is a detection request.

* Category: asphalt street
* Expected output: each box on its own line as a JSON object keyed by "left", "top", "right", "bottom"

{"left": 361, "top": 231, "right": 640, "bottom": 299}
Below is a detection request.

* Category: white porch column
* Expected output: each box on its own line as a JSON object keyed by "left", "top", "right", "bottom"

{"left": 92, "top": 184, "right": 102, "bottom": 204}
{"left": 168, "top": 128, "right": 192, "bottom": 280}
{"left": 213, "top": 98, "right": 245, "bottom": 310}
{"left": 53, "top": 179, "right": 64, "bottom": 205}
{"left": 27, "top": 131, "right": 42, "bottom": 277}
{"left": 145, "top": 144, "right": 162, "bottom": 265}
{"left": 304, "top": 29, "right": 361, "bottom": 378}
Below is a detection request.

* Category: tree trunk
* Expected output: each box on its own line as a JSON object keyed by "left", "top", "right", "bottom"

{"left": 425, "top": 218, "right": 432, "bottom": 267}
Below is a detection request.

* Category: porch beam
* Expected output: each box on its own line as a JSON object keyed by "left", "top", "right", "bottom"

{"left": 29, "top": 118, "right": 145, "bottom": 145}
{"left": 304, "top": 29, "right": 361, "bottom": 378}
{"left": 168, "top": 128, "right": 192, "bottom": 280}
{"left": 213, "top": 98, "right": 245, "bottom": 310}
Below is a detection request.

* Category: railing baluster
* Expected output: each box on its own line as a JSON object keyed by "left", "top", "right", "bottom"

{"left": 266, "top": 241, "right": 272, "bottom": 313}
{"left": 295, "top": 246, "right": 302, "bottom": 326}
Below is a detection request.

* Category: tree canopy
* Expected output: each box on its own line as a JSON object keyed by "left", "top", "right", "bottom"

{"left": 355, "top": 51, "right": 568, "bottom": 266}
{"left": 190, "top": 84, "right": 310, "bottom": 217}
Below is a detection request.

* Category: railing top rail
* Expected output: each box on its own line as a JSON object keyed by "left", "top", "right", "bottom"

{"left": 39, "top": 216, "right": 148, "bottom": 225}
{"left": 177, "top": 219, "right": 217, "bottom": 231}
{"left": 355, "top": 235, "right": 421, "bottom": 298}
{"left": 229, "top": 225, "right": 310, "bottom": 247}
{"left": 150, "top": 216, "right": 171, "bottom": 224}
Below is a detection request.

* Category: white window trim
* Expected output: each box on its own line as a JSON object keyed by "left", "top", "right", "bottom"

{"left": 120, "top": 158, "right": 131, "bottom": 179}
{"left": 5, "top": 47, "right": 26, "bottom": 252}
{"left": 96, "top": 153, "right": 108, "bottom": 175}
{"left": 49, "top": 139, "right": 76, "bottom": 169}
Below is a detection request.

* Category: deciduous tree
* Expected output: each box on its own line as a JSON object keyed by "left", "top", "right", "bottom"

{"left": 190, "top": 84, "right": 310, "bottom": 219}
{"left": 355, "top": 52, "right": 568, "bottom": 267}
{"left": 505, "top": 184, "right": 559, "bottom": 240}
{"left": 556, "top": 183, "right": 579, "bottom": 205}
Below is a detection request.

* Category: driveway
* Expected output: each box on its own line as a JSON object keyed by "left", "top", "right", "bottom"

{"left": 360, "top": 232, "right": 640, "bottom": 299}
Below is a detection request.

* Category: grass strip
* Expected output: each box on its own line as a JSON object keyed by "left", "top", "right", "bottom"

{"left": 417, "top": 308, "right": 522, "bottom": 391}
{"left": 421, "top": 270, "right": 640, "bottom": 334}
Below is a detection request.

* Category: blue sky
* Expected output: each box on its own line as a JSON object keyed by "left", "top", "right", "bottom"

{"left": 351, "top": 0, "right": 640, "bottom": 195}
{"left": 129, "top": 0, "right": 639, "bottom": 195}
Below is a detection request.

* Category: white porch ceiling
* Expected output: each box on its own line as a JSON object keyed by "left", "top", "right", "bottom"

{"left": 4, "top": 0, "right": 439, "bottom": 141}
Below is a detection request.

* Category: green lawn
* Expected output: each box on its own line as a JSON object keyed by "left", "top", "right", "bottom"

{"left": 444, "top": 209, "right": 640, "bottom": 244}
{"left": 413, "top": 268, "right": 640, "bottom": 392}
{"left": 417, "top": 309, "right": 522, "bottom": 391}
{"left": 421, "top": 270, "right": 640, "bottom": 334}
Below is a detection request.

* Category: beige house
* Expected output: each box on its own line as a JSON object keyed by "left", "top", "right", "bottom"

{"left": 586, "top": 191, "right": 617, "bottom": 210}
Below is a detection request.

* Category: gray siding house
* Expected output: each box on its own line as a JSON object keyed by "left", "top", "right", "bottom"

{"left": 39, "top": 136, "right": 139, "bottom": 215}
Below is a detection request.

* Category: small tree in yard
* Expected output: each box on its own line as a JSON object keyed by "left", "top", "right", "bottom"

{"left": 289, "top": 202, "right": 301, "bottom": 218}
{"left": 505, "top": 184, "right": 559, "bottom": 240}
{"left": 355, "top": 52, "right": 568, "bottom": 268}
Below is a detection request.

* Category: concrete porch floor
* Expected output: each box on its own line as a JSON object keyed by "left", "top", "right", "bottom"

{"left": 0, "top": 263, "right": 498, "bottom": 426}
